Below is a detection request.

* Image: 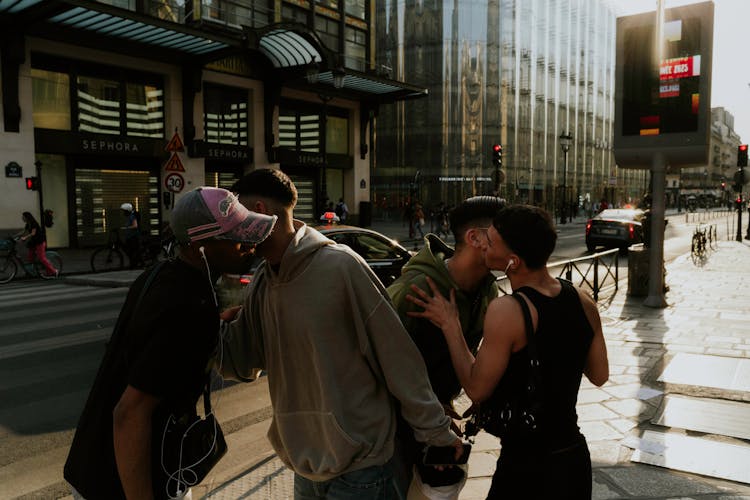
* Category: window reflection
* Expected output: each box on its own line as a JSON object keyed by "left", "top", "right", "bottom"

{"left": 204, "top": 84, "right": 248, "bottom": 146}
{"left": 31, "top": 69, "right": 71, "bottom": 131}
{"left": 77, "top": 76, "right": 121, "bottom": 136}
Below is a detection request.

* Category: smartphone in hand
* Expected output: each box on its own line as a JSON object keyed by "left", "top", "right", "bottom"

{"left": 422, "top": 443, "right": 472, "bottom": 466}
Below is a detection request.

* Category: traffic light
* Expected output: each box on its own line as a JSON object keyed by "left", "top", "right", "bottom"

{"left": 738, "top": 144, "right": 748, "bottom": 167}
{"left": 25, "top": 177, "right": 40, "bottom": 191}
{"left": 492, "top": 144, "right": 503, "bottom": 167}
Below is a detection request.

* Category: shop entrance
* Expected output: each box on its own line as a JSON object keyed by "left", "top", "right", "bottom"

{"left": 74, "top": 167, "right": 160, "bottom": 247}
{"left": 288, "top": 174, "right": 316, "bottom": 223}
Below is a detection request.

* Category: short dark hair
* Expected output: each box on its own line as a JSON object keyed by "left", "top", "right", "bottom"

{"left": 493, "top": 205, "right": 556, "bottom": 269}
{"left": 232, "top": 168, "right": 297, "bottom": 207}
{"left": 449, "top": 196, "right": 506, "bottom": 244}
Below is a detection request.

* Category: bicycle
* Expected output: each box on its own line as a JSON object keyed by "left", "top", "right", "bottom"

{"left": 90, "top": 229, "right": 175, "bottom": 272}
{"left": 0, "top": 237, "right": 63, "bottom": 284}
{"left": 707, "top": 224, "right": 718, "bottom": 251}
{"left": 691, "top": 225, "right": 708, "bottom": 264}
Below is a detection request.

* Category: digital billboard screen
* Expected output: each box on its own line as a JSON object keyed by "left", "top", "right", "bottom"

{"left": 614, "top": 2, "right": 713, "bottom": 169}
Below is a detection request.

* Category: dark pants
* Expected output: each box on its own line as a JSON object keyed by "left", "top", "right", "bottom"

{"left": 123, "top": 235, "right": 141, "bottom": 268}
{"left": 487, "top": 439, "right": 591, "bottom": 500}
{"left": 293, "top": 460, "right": 395, "bottom": 500}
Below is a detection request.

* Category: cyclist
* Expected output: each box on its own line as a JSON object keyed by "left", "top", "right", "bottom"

{"left": 120, "top": 202, "right": 142, "bottom": 268}
{"left": 15, "top": 211, "right": 58, "bottom": 277}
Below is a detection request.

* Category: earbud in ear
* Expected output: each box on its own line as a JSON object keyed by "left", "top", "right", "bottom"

{"left": 199, "top": 246, "right": 206, "bottom": 258}
{"left": 509, "top": 259, "right": 515, "bottom": 266}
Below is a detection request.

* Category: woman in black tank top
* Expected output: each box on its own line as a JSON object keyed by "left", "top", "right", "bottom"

{"left": 406, "top": 205, "right": 609, "bottom": 500}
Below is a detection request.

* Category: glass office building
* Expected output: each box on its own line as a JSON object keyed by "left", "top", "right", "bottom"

{"left": 373, "top": 0, "right": 647, "bottom": 220}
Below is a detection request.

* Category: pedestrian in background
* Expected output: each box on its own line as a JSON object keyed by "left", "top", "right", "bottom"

{"left": 64, "top": 187, "right": 276, "bottom": 499}
{"left": 335, "top": 197, "right": 349, "bottom": 222}
{"left": 387, "top": 195, "right": 506, "bottom": 499}
{"left": 15, "top": 211, "right": 58, "bottom": 277}
{"left": 414, "top": 203, "right": 426, "bottom": 238}
{"left": 220, "top": 168, "right": 462, "bottom": 500}
{"left": 120, "top": 202, "right": 141, "bottom": 268}
{"left": 405, "top": 201, "right": 415, "bottom": 238}
{"left": 407, "top": 204, "right": 609, "bottom": 500}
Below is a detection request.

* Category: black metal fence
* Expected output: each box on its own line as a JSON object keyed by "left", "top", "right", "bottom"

{"left": 496, "top": 248, "right": 620, "bottom": 303}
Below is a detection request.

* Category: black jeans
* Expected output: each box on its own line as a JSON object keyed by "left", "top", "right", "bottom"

{"left": 486, "top": 439, "right": 591, "bottom": 500}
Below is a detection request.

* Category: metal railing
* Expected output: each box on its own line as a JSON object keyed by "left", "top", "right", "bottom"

{"left": 496, "top": 248, "right": 620, "bottom": 303}
{"left": 683, "top": 208, "right": 731, "bottom": 224}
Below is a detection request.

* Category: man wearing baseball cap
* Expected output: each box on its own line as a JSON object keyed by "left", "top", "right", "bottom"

{"left": 64, "top": 187, "right": 276, "bottom": 499}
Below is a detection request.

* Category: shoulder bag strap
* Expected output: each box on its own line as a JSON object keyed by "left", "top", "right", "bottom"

{"left": 511, "top": 292, "right": 539, "bottom": 364}
{"left": 203, "top": 376, "right": 213, "bottom": 416}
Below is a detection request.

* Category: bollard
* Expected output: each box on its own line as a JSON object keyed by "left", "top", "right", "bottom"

{"left": 627, "top": 246, "right": 650, "bottom": 297}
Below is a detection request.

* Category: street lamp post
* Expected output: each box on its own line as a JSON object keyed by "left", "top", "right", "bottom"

{"left": 559, "top": 132, "right": 572, "bottom": 224}
{"left": 703, "top": 169, "right": 708, "bottom": 210}
{"left": 318, "top": 93, "right": 334, "bottom": 217}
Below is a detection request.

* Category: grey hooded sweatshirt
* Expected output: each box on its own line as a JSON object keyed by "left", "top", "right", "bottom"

{"left": 222, "top": 222, "right": 457, "bottom": 481}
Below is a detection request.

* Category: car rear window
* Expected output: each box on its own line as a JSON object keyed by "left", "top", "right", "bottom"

{"left": 598, "top": 210, "right": 642, "bottom": 221}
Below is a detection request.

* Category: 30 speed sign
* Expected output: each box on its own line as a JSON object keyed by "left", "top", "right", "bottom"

{"left": 164, "top": 173, "right": 185, "bottom": 193}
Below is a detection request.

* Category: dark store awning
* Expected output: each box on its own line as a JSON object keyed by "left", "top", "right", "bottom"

{"left": 317, "top": 69, "right": 428, "bottom": 101}
{"left": 259, "top": 28, "right": 324, "bottom": 68}
{"left": 1, "top": 3, "right": 428, "bottom": 102}
{"left": 0, "top": 0, "right": 237, "bottom": 61}
{"left": 251, "top": 24, "right": 427, "bottom": 103}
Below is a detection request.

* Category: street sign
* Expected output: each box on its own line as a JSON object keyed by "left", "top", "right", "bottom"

{"left": 165, "top": 131, "right": 185, "bottom": 152}
{"left": 164, "top": 153, "right": 185, "bottom": 172}
{"left": 164, "top": 173, "right": 185, "bottom": 193}
{"left": 5, "top": 161, "right": 21, "bottom": 178}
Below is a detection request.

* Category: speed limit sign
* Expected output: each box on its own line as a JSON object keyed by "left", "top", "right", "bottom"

{"left": 164, "top": 173, "right": 185, "bottom": 193}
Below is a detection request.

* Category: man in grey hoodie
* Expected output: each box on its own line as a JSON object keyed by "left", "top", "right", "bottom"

{"left": 220, "top": 168, "right": 461, "bottom": 499}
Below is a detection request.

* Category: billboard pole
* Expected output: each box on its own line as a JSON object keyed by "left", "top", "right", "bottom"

{"left": 645, "top": 151, "right": 668, "bottom": 308}
{"left": 644, "top": 0, "right": 668, "bottom": 309}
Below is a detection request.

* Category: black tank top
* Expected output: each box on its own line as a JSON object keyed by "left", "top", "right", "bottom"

{"left": 500, "top": 279, "right": 594, "bottom": 452}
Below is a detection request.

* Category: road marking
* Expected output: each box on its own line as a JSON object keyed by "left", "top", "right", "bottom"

{"left": 0, "top": 328, "right": 110, "bottom": 360}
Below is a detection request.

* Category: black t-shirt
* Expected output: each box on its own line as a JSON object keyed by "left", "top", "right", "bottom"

{"left": 64, "top": 259, "right": 219, "bottom": 499}
{"left": 25, "top": 220, "right": 45, "bottom": 247}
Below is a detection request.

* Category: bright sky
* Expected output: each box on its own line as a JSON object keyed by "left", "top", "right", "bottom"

{"left": 611, "top": 0, "right": 750, "bottom": 143}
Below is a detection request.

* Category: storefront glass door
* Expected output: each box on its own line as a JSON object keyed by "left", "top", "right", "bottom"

{"left": 74, "top": 168, "right": 159, "bottom": 246}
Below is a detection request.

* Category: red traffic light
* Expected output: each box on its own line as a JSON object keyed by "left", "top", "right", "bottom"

{"left": 739, "top": 144, "right": 749, "bottom": 167}
{"left": 492, "top": 144, "right": 503, "bottom": 166}
{"left": 25, "top": 177, "right": 40, "bottom": 190}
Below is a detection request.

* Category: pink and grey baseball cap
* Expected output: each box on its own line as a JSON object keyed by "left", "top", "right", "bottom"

{"left": 171, "top": 187, "right": 277, "bottom": 245}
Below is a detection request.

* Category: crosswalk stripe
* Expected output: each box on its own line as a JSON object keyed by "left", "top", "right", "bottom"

{"left": 0, "top": 328, "right": 111, "bottom": 360}
{"left": 0, "top": 285, "right": 126, "bottom": 310}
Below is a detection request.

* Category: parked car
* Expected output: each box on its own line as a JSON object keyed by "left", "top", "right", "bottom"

{"left": 317, "top": 225, "right": 414, "bottom": 287}
{"left": 585, "top": 208, "right": 645, "bottom": 254}
{"left": 217, "top": 225, "right": 414, "bottom": 308}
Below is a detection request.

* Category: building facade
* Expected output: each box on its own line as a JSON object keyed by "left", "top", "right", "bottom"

{"left": 666, "top": 108, "right": 742, "bottom": 210}
{"left": 372, "top": 0, "right": 649, "bottom": 222}
{"left": 1, "top": 0, "right": 424, "bottom": 248}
